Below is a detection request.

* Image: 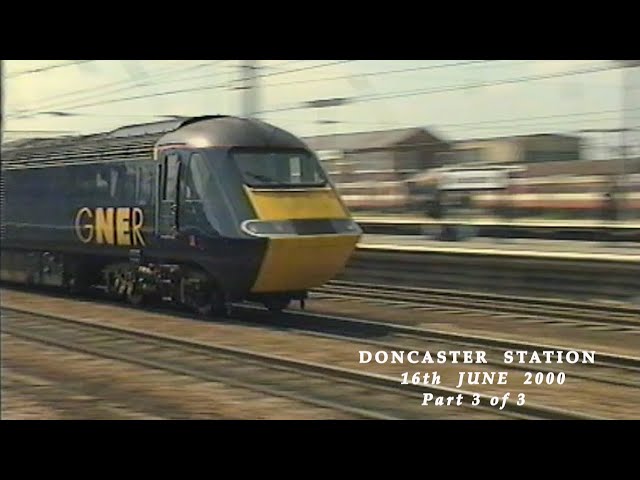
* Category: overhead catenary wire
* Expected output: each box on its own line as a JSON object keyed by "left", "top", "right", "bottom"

{"left": 7, "top": 60, "right": 356, "bottom": 120}
{"left": 258, "top": 62, "right": 623, "bottom": 114}
{"left": 9, "top": 60, "right": 494, "bottom": 118}
{"left": 5, "top": 60, "right": 630, "bottom": 148}
{"left": 258, "top": 60, "right": 496, "bottom": 89}
{"left": 274, "top": 107, "right": 640, "bottom": 130}
{"left": 9, "top": 60, "right": 473, "bottom": 120}
{"left": 6, "top": 60, "right": 98, "bottom": 79}
{"left": 7, "top": 60, "right": 236, "bottom": 119}
{"left": 17, "top": 60, "right": 234, "bottom": 114}
{"left": 8, "top": 60, "right": 603, "bottom": 121}
{"left": 9, "top": 105, "right": 636, "bottom": 126}
{"left": 262, "top": 60, "right": 310, "bottom": 71}
{"left": 10, "top": 60, "right": 503, "bottom": 119}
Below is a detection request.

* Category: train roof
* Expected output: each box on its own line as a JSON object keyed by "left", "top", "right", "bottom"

{"left": 1, "top": 116, "right": 307, "bottom": 168}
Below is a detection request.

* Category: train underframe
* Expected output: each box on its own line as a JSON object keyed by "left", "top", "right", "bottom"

{"left": 0, "top": 249, "right": 307, "bottom": 315}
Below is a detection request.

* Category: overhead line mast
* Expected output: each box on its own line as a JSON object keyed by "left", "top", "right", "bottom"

{"left": 242, "top": 60, "right": 259, "bottom": 119}
{"left": 1, "top": 60, "right": 4, "bottom": 147}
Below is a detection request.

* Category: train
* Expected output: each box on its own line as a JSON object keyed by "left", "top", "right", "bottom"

{"left": 471, "top": 174, "right": 640, "bottom": 216}
{"left": 0, "top": 116, "right": 363, "bottom": 314}
{"left": 335, "top": 166, "right": 640, "bottom": 219}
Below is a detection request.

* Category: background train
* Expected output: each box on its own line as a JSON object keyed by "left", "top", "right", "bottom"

{"left": 335, "top": 167, "right": 640, "bottom": 220}
{"left": 0, "top": 116, "right": 362, "bottom": 314}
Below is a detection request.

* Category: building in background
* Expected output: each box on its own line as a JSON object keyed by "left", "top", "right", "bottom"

{"left": 451, "top": 133, "right": 582, "bottom": 166}
{"left": 304, "top": 127, "right": 450, "bottom": 183}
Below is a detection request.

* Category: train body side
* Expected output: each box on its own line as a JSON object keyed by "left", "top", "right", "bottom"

{"left": 0, "top": 152, "right": 266, "bottom": 298}
{"left": 2, "top": 160, "right": 157, "bottom": 253}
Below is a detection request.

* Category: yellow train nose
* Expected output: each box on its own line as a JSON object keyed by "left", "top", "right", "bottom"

{"left": 250, "top": 234, "right": 360, "bottom": 293}
{"left": 244, "top": 186, "right": 361, "bottom": 293}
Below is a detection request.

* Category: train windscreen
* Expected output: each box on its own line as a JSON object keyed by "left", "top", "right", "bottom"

{"left": 233, "top": 150, "right": 328, "bottom": 188}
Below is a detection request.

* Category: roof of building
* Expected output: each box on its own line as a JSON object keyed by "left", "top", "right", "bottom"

{"left": 453, "top": 132, "right": 582, "bottom": 146}
{"left": 524, "top": 157, "right": 640, "bottom": 177}
{"left": 303, "top": 127, "right": 448, "bottom": 152}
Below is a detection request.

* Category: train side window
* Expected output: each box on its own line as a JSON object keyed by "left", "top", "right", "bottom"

{"left": 95, "top": 170, "right": 110, "bottom": 202}
{"left": 66, "top": 165, "right": 91, "bottom": 204}
{"left": 113, "top": 164, "right": 137, "bottom": 204}
{"left": 163, "top": 153, "right": 180, "bottom": 202}
{"left": 109, "top": 168, "right": 119, "bottom": 199}
{"left": 137, "top": 164, "right": 154, "bottom": 205}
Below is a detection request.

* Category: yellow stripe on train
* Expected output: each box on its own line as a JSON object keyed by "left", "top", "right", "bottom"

{"left": 244, "top": 187, "right": 349, "bottom": 221}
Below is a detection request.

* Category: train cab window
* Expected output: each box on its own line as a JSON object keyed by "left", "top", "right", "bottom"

{"left": 163, "top": 153, "right": 180, "bottom": 201}
{"left": 184, "top": 153, "right": 204, "bottom": 201}
{"left": 290, "top": 156, "right": 302, "bottom": 183}
{"left": 233, "top": 150, "right": 327, "bottom": 188}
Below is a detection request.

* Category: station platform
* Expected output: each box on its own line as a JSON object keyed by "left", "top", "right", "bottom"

{"left": 358, "top": 234, "right": 640, "bottom": 262}
{"left": 354, "top": 216, "right": 640, "bottom": 243}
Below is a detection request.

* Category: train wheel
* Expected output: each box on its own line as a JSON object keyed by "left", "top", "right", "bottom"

{"left": 105, "top": 264, "right": 131, "bottom": 300}
{"left": 126, "top": 285, "right": 146, "bottom": 307}
{"left": 187, "top": 284, "right": 230, "bottom": 318}
{"left": 263, "top": 297, "right": 291, "bottom": 313}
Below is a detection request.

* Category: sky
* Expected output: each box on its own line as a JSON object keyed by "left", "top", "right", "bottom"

{"left": 3, "top": 60, "right": 639, "bottom": 159}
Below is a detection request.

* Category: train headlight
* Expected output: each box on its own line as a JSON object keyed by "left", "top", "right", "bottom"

{"left": 244, "top": 222, "right": 260, "bottom": 234}
{"left": 242, "top": 219, "right": 361, "bottom": 237}
{"left": 273, "top": 222, "right": 288, "bottom": 233}
{"left": 242, "top": 220, "right": 296, "bottom": 236}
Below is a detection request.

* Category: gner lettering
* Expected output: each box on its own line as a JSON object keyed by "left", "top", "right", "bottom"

{"left": 75, "top": 207, "right": 145, "bottom": 246}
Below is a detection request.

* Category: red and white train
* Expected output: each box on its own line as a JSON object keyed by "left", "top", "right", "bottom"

{"left": 334, "top": 167, "right": 640, "bottom": 218}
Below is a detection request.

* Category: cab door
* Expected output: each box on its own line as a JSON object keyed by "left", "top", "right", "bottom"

{"left": 157, "top": 151, "right": 182, "bottom": 238}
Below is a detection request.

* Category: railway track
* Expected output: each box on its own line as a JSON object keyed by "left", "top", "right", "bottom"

{"left": 315, "top": 280, "right": 640, "bottom": 331}
{"left": 236, "top": 306, "right": 640, "bottom": 389}
{"left": 1, "top": 360, "right": 166, "bottom": 420}
{"left": 4, "top": 282, "right": 639, "bottom": 387}
{"left": 1, "top": 306, "right": 603, "bottom": 420}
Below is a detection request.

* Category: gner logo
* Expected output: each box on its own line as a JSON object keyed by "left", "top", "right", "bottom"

{"left": 75, "top": 207, "right": 145, "bottom": 246}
